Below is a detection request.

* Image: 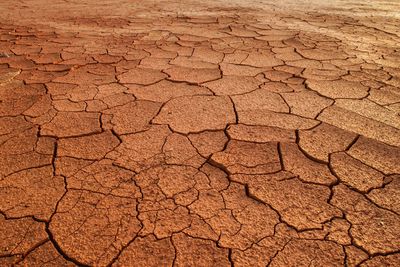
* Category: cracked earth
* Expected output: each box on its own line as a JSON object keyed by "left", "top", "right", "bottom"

{"left": 1, "top": 0, "right": 400, "bottom": 266}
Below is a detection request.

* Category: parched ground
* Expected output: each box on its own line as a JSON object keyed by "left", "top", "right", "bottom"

{"left": 0, "top": 0, "right": 399, "bottom": 266}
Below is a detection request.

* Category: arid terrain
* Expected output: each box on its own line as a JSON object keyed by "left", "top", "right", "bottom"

{"left": 0, "top": 0, "right": 399, "bottom": 266}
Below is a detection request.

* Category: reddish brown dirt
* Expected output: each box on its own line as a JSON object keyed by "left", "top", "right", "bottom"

{"left": 1, "top": 0, "right": 400, "bottom": 266}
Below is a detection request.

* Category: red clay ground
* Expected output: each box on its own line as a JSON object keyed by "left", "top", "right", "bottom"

{"left": 0, "top": 0, "right": 399, "bottom": 266}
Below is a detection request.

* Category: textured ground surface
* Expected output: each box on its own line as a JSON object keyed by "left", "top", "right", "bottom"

{"left": 1, "top": 0, "right": 400, "bottom": 266}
